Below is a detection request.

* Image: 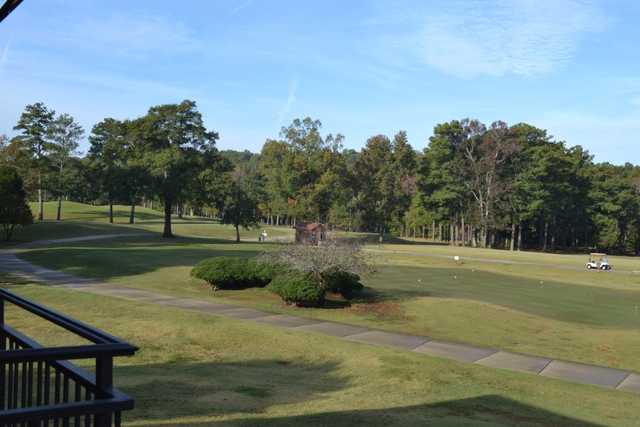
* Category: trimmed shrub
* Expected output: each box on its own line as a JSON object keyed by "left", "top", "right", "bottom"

{"left": 248, "top": 259, "right": 288, "bottom": 284}
{"left": 191, "top": 257, "right": 282, "bottom": 290}
{"left": 267, "top": 273, "right": 325, "bottom": 307}
{"left": 322, "top": 270, "right": 364, "bottom": 299}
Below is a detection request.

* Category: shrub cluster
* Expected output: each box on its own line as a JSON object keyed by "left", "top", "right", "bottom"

{"left": 190, "top": 257, "right": 282, "bottom": 291}
{"left": 267, "top": 273, "right": 325, "bottom": 307}
{"left": 322, "top": 270, "right": 364, "bottom": 299}
{"left": 191, "top": 249, "right": 367, "bottom": 307}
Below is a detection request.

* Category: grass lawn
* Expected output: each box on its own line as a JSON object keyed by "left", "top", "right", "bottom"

{"left": 3, "top": 276, "right": 640, "bottom": 426}
{"left": 11, "top": 202, "right": 640, "bottom": 372}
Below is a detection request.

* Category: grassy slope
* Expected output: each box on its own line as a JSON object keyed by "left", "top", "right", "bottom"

{"left": 17, "top": 234, "right": 640, "bottom": 372}
{"left": 3, "top": 278, "right": 640, "bottom": 426}
{"left": 10, "top": 202, "right": 640, "bottom": 370}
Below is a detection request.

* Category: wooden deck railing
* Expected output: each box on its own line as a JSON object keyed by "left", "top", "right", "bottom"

{"left": 0, "top": 289, "right": 138, "bottom": 427}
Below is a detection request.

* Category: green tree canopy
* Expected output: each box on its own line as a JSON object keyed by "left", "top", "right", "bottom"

{"left": 0, "top": 166, "right": 33, "bottom": 241}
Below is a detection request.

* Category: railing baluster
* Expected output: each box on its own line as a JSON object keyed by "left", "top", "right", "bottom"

{"left": 84, "top": 390, "right": 91, "bottom": 427}
{"left": 0, "top": 324, "right": 5, "bottom": 411}
{"left": 44, "top": 363, "right": 51, "bottom": 406}
{"left": 74, "top": 381, "right": 81, "bottom": 427}
{"left": 0, "top": 298, "right": 4, "bottom": 413}
{"left": 26, "top": 361, "right": 33, "bottom": 408}
{"left": 53, "top": 370, "right": 61, "bottom": 427}
{"left": 13, "top": 348, "right": 19, "bottom": 410}
{"left": 62, "top": 375, "right": 70, "bottom": 427}
{"left": 21, "top": 361, "right": 27, "bottom": 409}
{"left": 36, "top": 361, "right": 43, "bottom": 406}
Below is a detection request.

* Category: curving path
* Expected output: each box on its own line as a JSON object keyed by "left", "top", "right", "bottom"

{"left": 1, "top": 234, "right": 639, "bottom": 395}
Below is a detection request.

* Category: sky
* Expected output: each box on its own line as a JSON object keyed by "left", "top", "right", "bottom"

{"left": 1, "top": 0, "right": 639, "bottom": 164}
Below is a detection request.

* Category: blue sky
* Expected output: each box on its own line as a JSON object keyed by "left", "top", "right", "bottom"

{"left": 1, "top": 0, "right": 639, "bottom": 164}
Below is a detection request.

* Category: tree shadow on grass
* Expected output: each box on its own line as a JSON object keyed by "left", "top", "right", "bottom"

{"left": 145, "top": 395, "right": 605, "bottom": 427}
{"left": 15, "top": 232, "right": 285, "bottom": 279}
{"left": 2, "top": 221, "right": 142, "bottom": 248}
{"left": 117, "top": 359, "right": 347, "bottom": 422}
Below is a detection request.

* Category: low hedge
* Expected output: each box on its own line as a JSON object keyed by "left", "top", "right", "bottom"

{"left": 267, "top": 273, "right": 325, "bottom": 307}
{"left": 191, "top": 257, "right": 283, "bottom": 290}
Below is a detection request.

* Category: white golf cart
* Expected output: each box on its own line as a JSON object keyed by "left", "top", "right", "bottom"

{"left": 586, "top": 253, "right": 612, "bottom": 271}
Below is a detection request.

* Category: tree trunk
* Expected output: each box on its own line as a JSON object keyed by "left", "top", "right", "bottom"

{"left": 431, "top": 220, "right": 436, "bottom": 241}
{"left": 56, "top": 198, "right": 62, "bottom": 221}
{"left": 129, "top": 204, "right": 135, "bottom": 224}
{"left": 517, "top": 223, "right": 522, "bottom": 251}
{"left": 178, "top": 203, "right": 183, "bottom": 219}
{"left": 510, "top": 222, "right": 516, "bottom": 251}
{"left": 461, "top": 215, "right": 466, "bottom": 247}
{"left": 38, "top": 171, "right": 44, "bottom": 222}
{"left": 450, "top": 221, "right": 455, "bottom": 246}
{"left": 235, "top": 224, "right": 240, "bottom": 242}
{"left": 163, "top": 200, "right": 173, "bottom": 238}
{"left": 543, "top": 221, "right": 548, "bottom": 251}
{"left": 109, "top": 201, "right": 114, "bottom": 224}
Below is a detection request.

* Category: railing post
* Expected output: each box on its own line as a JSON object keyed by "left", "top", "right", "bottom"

{"left": 0, "top": 296, "right": 4, "bottom": 412}
{"left": 95, "top": 355, "right": 114, "bottom": 427}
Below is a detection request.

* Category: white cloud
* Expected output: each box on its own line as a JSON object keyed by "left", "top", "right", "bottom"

{"left": 229, "top": 0, "right": 253, "bottom": 16}
{"left": 277, "top": 79, "right": 299, "bottom": 125}
{"left": 51, "top": 14, "right": 200, "bottom": 57}
{"left": 398, "top": 0, "right": 608, "bottom": 78}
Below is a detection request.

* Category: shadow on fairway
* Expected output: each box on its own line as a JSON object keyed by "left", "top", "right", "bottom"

{"left": 118, "top": 359, "right": 348, "bottom": 422}
{"left": 19, "top": 242, "right": 266, "bottom": 280}
{"left": 3, "top": 221, "right": 142, "bottom": 248}
{"left": 142, "top": 394, "right": 605, "bottom": 427}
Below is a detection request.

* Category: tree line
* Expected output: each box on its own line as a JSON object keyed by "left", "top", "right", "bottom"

{"left": 2, "top": 101, "right": 639, "bottom": 252}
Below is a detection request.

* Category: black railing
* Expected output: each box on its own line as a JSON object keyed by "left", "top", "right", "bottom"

{"left": 0, "top": 289, "right": 138, "bottom": 427}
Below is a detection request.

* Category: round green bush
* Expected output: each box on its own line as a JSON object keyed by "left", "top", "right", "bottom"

{"left": 322, "top": 270, "right": 364, "bottom": 299}
{"left": 267, "top": 273, "right": 325, "bottom": 307}
{"left": 248, "top": 259, "right": 287, "bottom": 284}
{"left": 191, "top": 257, "right": 281, "bottom": 290}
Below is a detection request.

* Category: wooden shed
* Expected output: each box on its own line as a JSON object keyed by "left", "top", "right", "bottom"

{"left": 295, "top": 222, "right": 327, "bottom": 245}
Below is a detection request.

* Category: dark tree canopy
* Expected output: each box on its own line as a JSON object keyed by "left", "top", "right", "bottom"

{"left": 0, "top": 166, "right": 33, "bottom": 241}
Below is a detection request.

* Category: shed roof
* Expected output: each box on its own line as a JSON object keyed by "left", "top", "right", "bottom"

{"left": 295, "top": 222, "right": 325, "bottom": 231}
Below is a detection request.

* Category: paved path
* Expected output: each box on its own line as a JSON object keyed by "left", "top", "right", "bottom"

{"left": 1, "top": 234, "right": 639, "bottom": 395}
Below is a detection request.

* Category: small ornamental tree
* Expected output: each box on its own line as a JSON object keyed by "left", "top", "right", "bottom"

{"left": 262, "top": 239, "right": 374, "bottom": 303}
{"left": 219, "top": 166, "right": 260, "bottom": 242}
{"left": 0, "top": 166, "right": 33, "bottom": 241}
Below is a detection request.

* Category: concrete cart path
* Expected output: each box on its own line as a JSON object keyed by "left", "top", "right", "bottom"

{"left": 1, "top": 234, "right": 638, "bottom": 395}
